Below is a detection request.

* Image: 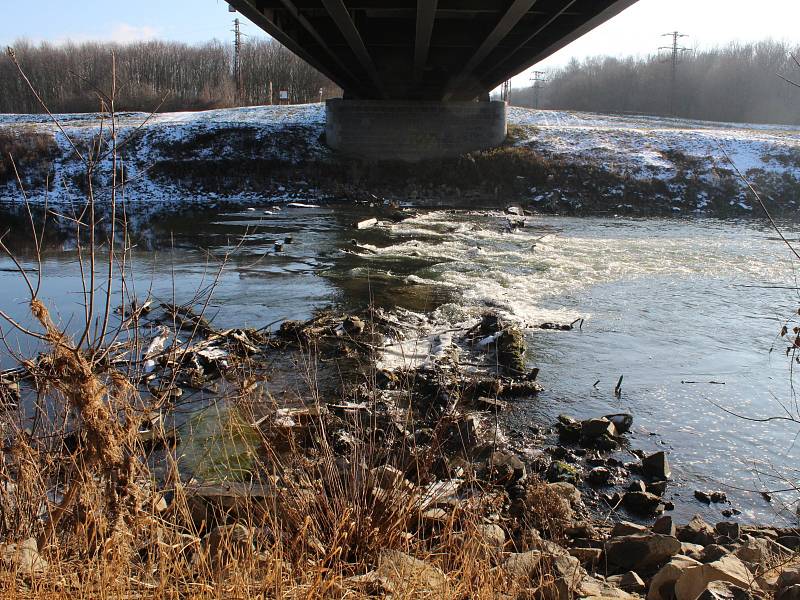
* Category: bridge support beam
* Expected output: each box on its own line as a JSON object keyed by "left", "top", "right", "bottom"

{"left": 325, "top": 99, "right": 507, "bottom": 162}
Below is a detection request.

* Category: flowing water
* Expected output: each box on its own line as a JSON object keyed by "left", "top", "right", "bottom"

{"left": 2, "top": 202, "right": 799, "bottom": 524}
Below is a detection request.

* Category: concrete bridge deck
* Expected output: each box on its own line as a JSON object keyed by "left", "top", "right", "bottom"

{"left": 227, "top": 0, "right": 638, "bottom": 159}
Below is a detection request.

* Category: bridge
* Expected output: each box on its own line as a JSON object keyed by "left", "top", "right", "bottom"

{"left": 228, "top": 0, "right": 638, "bottom": 160}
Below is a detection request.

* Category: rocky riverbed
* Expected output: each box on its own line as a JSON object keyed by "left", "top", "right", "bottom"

{"left": 4, "top": 289, "right": 795, "bottom": 598}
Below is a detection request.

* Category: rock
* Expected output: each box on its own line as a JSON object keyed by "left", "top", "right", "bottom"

{"left": 694, "top": 490, "right": 711, "bottom": 504}
{"left": 0, "top": 538, "right": 47, "bottom": 575}
{"left": 696, "top": 581, "right": 755, "bottom": 600}
{"left": 475, "top": 396, "right": 507, "bottom": 411}
{"left": 342, "top": 316, "right": 366, "bottom": 335}
{"left": 376, "top": 549, "right": 448, "bottom": 594}
{"left": 733, "top": 536, "right": 789, "bottom": 565}
{"left": 547, "top": 482, "right": 582, "bottom": 507}
{"left": 594, "top": 433, "right": 620, "bottom": 452}
{"left": 580, "top": 575, "right": 639, "bottom": 599}
{"left": 488, "top": 451, "right": 526, "bottom": 485}
{"left": 588, "top": 466, "right": 613, "bottom": 486}
{"left": 371, "top": 465, "right": 407, "bottom": 490}
{"left": 642, "top": 451, "right": 671, "bottom": 479}
{"left": 677, "top": 515, "right": 717, "bottom": 546}
{"left": 505, "top": 548, "right": 584, "bottom": 600}
{"left": 205, "top": 524, "right": 254, "bottom": 564}
{"left": 624, "top": 491, "right": 664, "bottom": 516}
{"left": 647, "top": 556, "right": 703, "bottom": 600}
{"left": 653, "top": 516, "right": 676, "bottom": 537}
{"left": 547, "top": 460, "right": 580, "bottom": 485}
{"left": 582, "top": 418, "right": 617, "bottom": 439}
{"left": 557, "top": 415, "right": 582, "bottom": 443}
{"left": 779, "top": 585, "right": 800, "bottom": 600}
{"left": 674, "top": 555, "right": 760, "bottom": 600}
{"left": 475, "top": 524, "right": 506, "bottom": 549}
{"left": 700, "top": 545, "right": 731, "bottom": 564}
{"left": 716, "top": 522, "right": 741, "bottom": 541}
{"left": 605, "top": 413, "right": 634, "bottom": 434}
{"left": 603, "top": 533, "right": 682, "bottom": 573}
{"left": 648, "top": 481, "right": 669, "bottom": 496}
{"left": 497, "top": 327, "right": 527, "bottom": 377}
{"left": 185, "top": 481, "right": 276, "bottom": 527}
{"left": 778, "top": 536, "right": 800, "bottom": 550}
{"left": 778, "top": 567, "right": 800, "bottom": 590}
{"left": 629, "top": 480, "right": 647, "bottom": 493}
{"left": 681, "top": 543, "right": 707, "bottom": 559}
{"left": 607, "top": 571, "right": 647, "bottom": 593}
{"left": 612, "top": 521, "right": 650, "bottom": 537}
{"left": 569, "top": 547, "right": 603, "bottom": 567}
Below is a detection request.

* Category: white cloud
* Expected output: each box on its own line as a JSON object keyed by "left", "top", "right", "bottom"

{"left": 107, "top": 23, "right": 159, "bottom": 43}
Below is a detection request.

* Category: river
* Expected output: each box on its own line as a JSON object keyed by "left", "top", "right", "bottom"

{"left": 1, "top": 201, "right": 798, "bottom": 525}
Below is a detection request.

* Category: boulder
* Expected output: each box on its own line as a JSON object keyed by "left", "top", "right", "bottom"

{"left": 605, "top": 413, "right": 634, "bottom": 434}
{"left": 674, "top": 555, "right": 760, "bottom": 600}
{"left": 607, "top": 571, "right": 647, "bottom": 593}
{"left": 569, "top": 547, "right": 603, "bottom": 567}
{"left": 715, "top": 522, "right": 741, "bottom": 541}
{"left": 648, "top": 481, "right": 669, "bottom": 496}
{"left": 779, "top": 585, "right": 800, "bottom": 600}
{"left": 677, "top": 516, "right": 717, "bottom": 546}
{"left": 547, "top": 482, "right": 582, "bottom": 507}
{"left": 0, "top": 538, "right": 47, "bottom": 575}
{"left": 733, "top": 536, "right": 786, "bottom": 565}
{"left": 547, "top": 460, "right": 580, "bottom": 485}
{"left": 557, "top": 415, "right": 582, "bottom": 443}
{"left": 642, "top": 451, "right": 671, "bottom": 479}
{"left": 696, "top": 581, "right": 755, "bottom": 600}
{"left": 778, "top": 567, "right": 800, "bottom": 590}
{"left": 580, "top": 575, "right": 639, "bottom": 600}
{"left": 700, "top": 545, "right": 731, "bottom": 564}
{"left": 604, "top": 533, "right": 682, "bottom": 573}
{"left": 612, "top": 521, "right": 649, "bottom": 537}
{"left": 777, "top": 536, "right": 800, "bottom": 551}
{"left": 505, "top": 548, "right": 583, "bottom": 600}
{"left": 376, "top": 549, "right": 448, "bottom": 595}
{"left": 624, "top": 491, "right": 664, "bottom": 516}
{"left": 582, "top": 418, "right": 617, "bottom": 439}
{"left": 647, "top": 556, "right": 703, "bottom": 600}
{"left": 488, "top": 451, "right": 526, "bottom": 485}
{"left": 205, "top": 524, "right": 254, "bottom": 565}
{"left": 653, "top": 516, "right": 676, "bottom": 537}
{"left": 588, "top": 466, "right": 613, "bottom": 486}
{"left": 371, "top": 465, "right": 409, "bottom": 490}
{"left": 475, "top": 523, "right": 506, "bottom": 550}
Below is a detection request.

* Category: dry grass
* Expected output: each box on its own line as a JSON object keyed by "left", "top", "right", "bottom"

{"left": 0, "top": 127, "right": 57, "bottom": 185}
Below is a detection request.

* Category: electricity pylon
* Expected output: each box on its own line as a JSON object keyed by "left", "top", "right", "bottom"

{"left": 659, "top": 31, "right": 690, "bottom": 116}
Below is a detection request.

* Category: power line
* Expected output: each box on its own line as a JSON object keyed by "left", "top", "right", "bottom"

{"left": 659, "top": 31, "right": 690, "bottom": 116}
{"left": 529, "top": 70, "right": 546, "bottom": 109}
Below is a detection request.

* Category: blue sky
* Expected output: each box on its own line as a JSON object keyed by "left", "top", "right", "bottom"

{"left": 2, "top": 0, "right": 798, "bottom": 85}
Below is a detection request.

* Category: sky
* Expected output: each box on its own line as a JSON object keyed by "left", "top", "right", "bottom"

{"left": 1, "top": 0, "right": 798, "bottom": 87}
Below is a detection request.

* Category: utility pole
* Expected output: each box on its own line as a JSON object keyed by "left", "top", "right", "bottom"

{"left": 529, "top": 70, "right": 546, "bottom": 109}
{"left": 501, "top": 79, "right": 511, "bottom": 103}
{"left": 659, "top": 31, "right": 689, "bottom": 116}
{"left": 233, "top": 18, "right": 244, "bottom": 105}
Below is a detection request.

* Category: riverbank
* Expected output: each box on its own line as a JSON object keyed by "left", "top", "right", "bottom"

{"left": 2, "top": 299, "right": 798, "bottom": 599}
{"left": 2, "top": 104, "right": 800, "bottom": 217}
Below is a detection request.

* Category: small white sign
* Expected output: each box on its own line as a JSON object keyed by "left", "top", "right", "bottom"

{"left": 279, "top": 90, "right": 289, "bottom": 100}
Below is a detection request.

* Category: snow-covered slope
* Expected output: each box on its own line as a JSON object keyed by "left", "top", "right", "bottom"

{"left": 1, "top": 103, "right": 799, "bottom": 211}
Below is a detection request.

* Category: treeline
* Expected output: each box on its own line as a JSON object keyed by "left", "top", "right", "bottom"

{"left": 512, "top": 41, "right": 800, "bottom": 125}
{"left": 1, "top": 39, "right": 338, "bottom": 114}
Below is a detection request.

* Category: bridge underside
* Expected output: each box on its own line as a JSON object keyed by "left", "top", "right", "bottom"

{"left": 228, "top": 0, "right": 637, "bottom": 160}
{"left": 228, "top": 0, "right": 637, "bottom": 101}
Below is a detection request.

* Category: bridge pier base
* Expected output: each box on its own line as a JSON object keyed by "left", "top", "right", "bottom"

{"left": 325, "top": 99, "right": 507, "bottom": 162}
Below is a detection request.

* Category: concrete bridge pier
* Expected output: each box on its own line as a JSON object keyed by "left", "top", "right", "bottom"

{"left": 325, "top": 99, "right": 507, "bottom": 162}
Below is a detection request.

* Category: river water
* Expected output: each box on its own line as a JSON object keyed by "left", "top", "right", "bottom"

{"left": 2, "top": 202, "right": 799, "bottom": 525}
